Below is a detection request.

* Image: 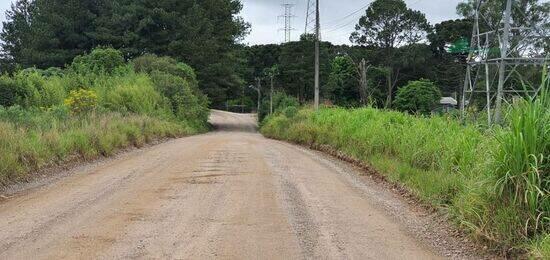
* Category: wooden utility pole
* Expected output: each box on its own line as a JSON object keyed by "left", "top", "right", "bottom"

{"left": 358, "top": 59, "right": 368, "bottom": 105}
{"left": 314, "top": 0, "right": 320, "bottom": 110}
{"left": 256, "top": 78, "right": 261, "bottom": 113}
{"left": 270, "top": 75, "right": 274, "bottom": 115}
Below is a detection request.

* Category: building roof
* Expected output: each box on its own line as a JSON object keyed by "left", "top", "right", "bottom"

{"left": 440, "top": 97, "right": 458, "bottom": 106}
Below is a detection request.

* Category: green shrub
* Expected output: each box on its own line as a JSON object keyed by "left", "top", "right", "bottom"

{"left": 64, "top": 89, "right": 98, "bottom": 114}
{"left": 132, "top": 54, "right": 198, "bottom": 86}
{"left": 42, "top": 67, "right": 64, "bottom": 77}
{"left": 133, "top": 54, "right": 209, "bottom": 126}
{"left": 0, "top": 48, "right": 210, "bottom": 187}
{"left": 0, "top": 71, "right": 66, "bottom": 108}
{"left": 393, "top": 79, "right": 441, "bottom": 115}
{"left": 0, "top": 75, "right": 18, "bottom": 107}
{"left": 259, "top": 92, "right": 299, "bottom": 121}
{"left": 149, "top": 71, "right": 208, "bottom": 124}
{"left": 102, "top": 81, "right": 164, "bottom": 115}
{"left": 70, "top": 48, "right": 126, "bottom": 75}
{"left": 283, "top": 106, "right": 298, "bottom": 118}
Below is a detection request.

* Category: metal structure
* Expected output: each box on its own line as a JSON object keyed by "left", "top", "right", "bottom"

{"left": 461, "top": 0, "right": 549, "bottom": 124}
{"left": 305, "top": 0, "right": 317, "bottom": 36}
{"left": 279, "top": 2, "right": 296, "bottom": 43}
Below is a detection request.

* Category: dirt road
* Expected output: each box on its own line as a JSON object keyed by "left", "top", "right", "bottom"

{"left": 0, "top": 110, "right": 469, "bottom": 259}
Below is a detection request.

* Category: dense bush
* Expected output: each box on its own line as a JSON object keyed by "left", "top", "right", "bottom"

{"left": 64, "top": 89, "right": 98, "bottom": 114}
{"left": 0, "top": 75, "right": 18, "bottom": 107}
{"left": 259, "top": 92, "right": 299, "bottom": 121}
{"left": 261, "top": 81, "right": 549, "bottom": 256}
{"left": 132, "top": 55, "right": 209, "bottom": 126}
{"left": 0, "top": 47, "right": 210, "bottom": 186}
{"left": 70, "top": 48, "right": 126, "bottom": 75}
{"left": 133, "top": 54, "right": 198, "bottom": 85}
{"left": 393, "top": 79, "right": 441, "bottom": 114}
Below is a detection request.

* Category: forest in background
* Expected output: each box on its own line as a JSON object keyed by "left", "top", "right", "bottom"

{"left": 0, "top": 0, "right": 549, "bottom": 256}
{"left": 1, "top": 0, "right": 548, "bottom": 112}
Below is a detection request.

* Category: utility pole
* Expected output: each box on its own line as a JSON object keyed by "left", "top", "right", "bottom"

{"left": 270, "top": 75, "right": 274, "bottom": 115}
{"left": 358, "top": 59, "right": 368, "bottom": 105}
{"left": 314, "top": 0, "right": 320, "bottom": 111}
{"left": 249, "top": 78, "right": 261, "bottom": 115}
{"left": 256, "top": 78, "right": 261, "bottom": 113}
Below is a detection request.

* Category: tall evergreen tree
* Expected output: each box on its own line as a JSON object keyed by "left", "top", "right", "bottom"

{"left": 97, "top": 0, "right": 250, "bottom": 106}
{"left": 0, "top": 0, "right": 36, "bottom": 71}
{"left": 1, "top": 0, "right": 109, "bottom": 69}
{"left": 1, "top": 0, "right": 249, "bottom": 107}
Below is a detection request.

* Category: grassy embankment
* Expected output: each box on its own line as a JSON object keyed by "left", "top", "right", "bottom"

{"left": 0, "top": 48, "right": 210, "bottom": 186}
{"left": 261, "top": 78, "right": 549, "bottom": 257}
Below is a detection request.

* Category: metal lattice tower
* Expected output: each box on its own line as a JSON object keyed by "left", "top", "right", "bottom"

{"left": 305, "top": 0, "right": 317, "bottom": 36}
{"left": 279, "top": 3, "right": 296, "bottom": 43}
{"left": 461, "top": 0, "right": 549, "bottom": 124}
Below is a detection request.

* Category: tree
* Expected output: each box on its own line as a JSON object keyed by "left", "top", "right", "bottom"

{"left": 428, "top": 19, "right": 472, "bottom": 55}
{"left": 0, "top": 0, "right": 36, "bottom": 71}
{"left": 277, "top": 35, "right": 331, "bottom": 103}
{"left": 427, "top": 19, "right": 473, "bottom": 97}
{"left": 393, "top": 79, "right": 441, "bottom": 115}
{"left": 350, "top": 0, "right": 430, "bottom": 49}
{"left": 457, "top": 0, "right": 549, "bottom": 28}
{"left": 103, "top": 0, "right": 250, "bottom": 107}
{"left": 8, "top": 0, "right": 109, "bottom": 68}
{"left": 325, "top": 56, "right": 359, "bottom": 107}
{"left": 350, "top": 0, "right": 430, "bottom": 108}
{"left": 1, "top": 0, "right": 250, "bottom": 108}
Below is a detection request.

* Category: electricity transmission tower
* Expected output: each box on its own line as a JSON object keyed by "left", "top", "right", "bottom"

{"left": 461, "top": 0, "right": 549, "bottom": 124}
{"left": 279, "top": 2, "right": 296, "bottom": 43}
{"left": 305, "top": 0, "right": 317, "bottom": 35}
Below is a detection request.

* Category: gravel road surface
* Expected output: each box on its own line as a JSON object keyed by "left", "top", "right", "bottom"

{"left": 0, "top": 110, "right": 483, "bottom": 259}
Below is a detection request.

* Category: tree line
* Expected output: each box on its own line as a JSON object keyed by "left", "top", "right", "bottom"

{"left": 1, "top": 0, "right": 548, "bottom": 111}
{"left": 240, "top": 0, "right": 548, "bottom": 113}
{"left": 1, "top": 0, "right": 249, "bottom": 107}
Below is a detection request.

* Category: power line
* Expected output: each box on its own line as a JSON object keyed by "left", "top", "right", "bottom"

{"left": 323, "top": 0, "right": 425, "bottom": 34}
{"left": 322, "top": 0, "right": 372, "bottom": 28}
{"left": 323, "top": 14, "right": 361, "bottom": 33}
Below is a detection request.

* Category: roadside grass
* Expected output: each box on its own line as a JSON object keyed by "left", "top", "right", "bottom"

{"left": 261, "top": 80, "right": 548, "bottom": 256}
{"left": 0, "top": 108, "right": 197, "bottom": 186}
{"left": 0, "top": 48, "right": 210, "bottom": 186}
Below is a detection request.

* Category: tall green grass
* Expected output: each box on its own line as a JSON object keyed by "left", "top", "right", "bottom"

{"left": 494, "top": 72, "right": 549, "bottom": 240}
{"left": 260, "top": 73, "right": 549, "bottom": 256}
{"left": 0, "top": 48, "right": 210, "bottom": 186}
{"left": 0, "top": 107, "right": 195, "bottom": 186}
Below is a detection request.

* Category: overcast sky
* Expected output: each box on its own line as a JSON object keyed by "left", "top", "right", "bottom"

{"left": 0, "top": 0, "right": 465, "bottom": 45}
{"left": 240, "top": 0, "right": 464, "bottom": 45}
